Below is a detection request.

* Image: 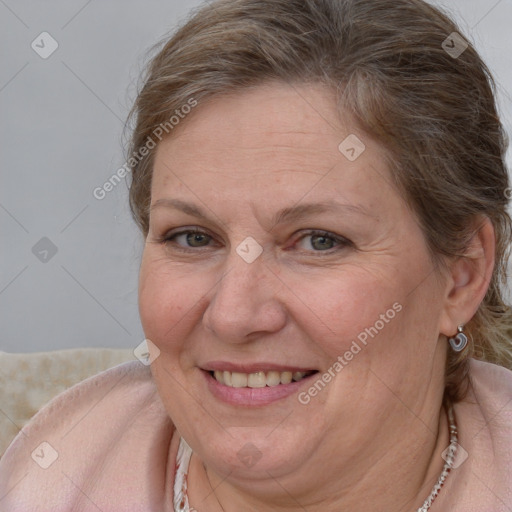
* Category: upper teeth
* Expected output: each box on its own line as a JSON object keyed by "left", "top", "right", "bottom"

{"left": 213, "top": 370, "right": 309, "bottom": 388}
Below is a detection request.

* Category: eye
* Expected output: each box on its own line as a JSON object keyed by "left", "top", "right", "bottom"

{"left": 294, "top": 230, "right": 351, "bottom": 252}
{"left": 163, "top": 229, "right": 215, "bottom": 249}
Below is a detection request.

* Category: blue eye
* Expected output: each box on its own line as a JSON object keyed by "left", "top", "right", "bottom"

{"left": 295, "top": 231, "right": 350, "bottom": 252}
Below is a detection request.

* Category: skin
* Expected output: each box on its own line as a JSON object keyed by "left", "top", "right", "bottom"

{"left": 138, "top": 82, "right": 494, "bottom": 512}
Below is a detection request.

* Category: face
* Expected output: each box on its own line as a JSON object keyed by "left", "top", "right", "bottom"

{"left": 139, "top": 82, "right": 448, "bottom": 491}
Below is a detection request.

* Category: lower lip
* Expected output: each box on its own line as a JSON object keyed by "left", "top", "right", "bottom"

{"left": 203, "top": 370, "right": 317, "bottom": 406}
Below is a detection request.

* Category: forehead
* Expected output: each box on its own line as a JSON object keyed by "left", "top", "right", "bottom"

{"left": 151, "top": 82, "right": 396, "bottom": 211}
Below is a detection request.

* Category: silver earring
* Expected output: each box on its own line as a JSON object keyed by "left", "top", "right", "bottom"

{"left": 448, "top": 325, "right": 468, "bottom": 352}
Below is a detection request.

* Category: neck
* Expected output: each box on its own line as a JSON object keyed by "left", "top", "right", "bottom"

{"left": 187, "top": 401, "right": 450, "bottom": 512}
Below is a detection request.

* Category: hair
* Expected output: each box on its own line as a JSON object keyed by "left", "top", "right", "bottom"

{"left": 126, "top": 0, "right": 512, "bottom": 402}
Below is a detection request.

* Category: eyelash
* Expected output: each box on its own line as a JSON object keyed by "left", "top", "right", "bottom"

{"left": 159, "top": 228, "right": 352, "bottom": 254}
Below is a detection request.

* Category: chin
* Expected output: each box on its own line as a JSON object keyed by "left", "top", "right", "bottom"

{"left": 190, "top": 421, "right": 319, "bottom": 481}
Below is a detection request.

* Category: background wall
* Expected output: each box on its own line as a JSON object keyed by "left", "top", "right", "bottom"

{"left": 1, "top": 0, "right": 511, "bottom": 353}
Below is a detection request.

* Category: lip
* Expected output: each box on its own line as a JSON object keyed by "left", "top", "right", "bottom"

{"left": 202, "top": 368, "right": 319, "bottom": 406}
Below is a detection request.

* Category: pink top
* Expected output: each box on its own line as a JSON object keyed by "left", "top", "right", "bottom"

{"left": 0, "top": 358, "right": 510, "bottom": 511}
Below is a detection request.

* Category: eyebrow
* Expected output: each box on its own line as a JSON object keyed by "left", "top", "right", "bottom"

{"left": 150, "top": 198, "right": 373, "bottom": 227}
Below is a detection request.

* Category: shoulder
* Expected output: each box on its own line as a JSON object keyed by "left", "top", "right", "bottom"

{"left": 464, "top": 359, "right": 512, "bottom": 439}
{"left": 469, "top": 356, "right": 512, "bottom": 392}
{"left": 0, "top": 361, "right": 176, "bottom": 512}
{"left": 442, "top": 359, "right": 512, "bottom": 511}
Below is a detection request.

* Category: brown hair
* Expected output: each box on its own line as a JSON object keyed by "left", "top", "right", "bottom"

{"left": 127, "top": 0, "right": 512, "bottom": 401}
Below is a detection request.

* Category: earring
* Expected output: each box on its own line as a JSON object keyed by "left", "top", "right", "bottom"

{"left": 448, "top": 325, "right": 468, "bottom": 352}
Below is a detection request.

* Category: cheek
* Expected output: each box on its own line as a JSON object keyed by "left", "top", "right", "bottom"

{"left": 306, "top": 262, "right": 445, "bottom": 397}
{"left": 284, "top": 265, "right": 404, "bottom": 359}
{"left": 138, "top": 255, "right": 208, "bottom": 352}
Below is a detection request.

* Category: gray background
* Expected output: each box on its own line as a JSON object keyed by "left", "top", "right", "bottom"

{"left": 1, "top": 0, "right": 511, "bottom": 353}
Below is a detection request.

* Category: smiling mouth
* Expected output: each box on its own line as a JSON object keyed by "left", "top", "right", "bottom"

{"left": 210, "top": 370, "right": 318, "bottom": 388}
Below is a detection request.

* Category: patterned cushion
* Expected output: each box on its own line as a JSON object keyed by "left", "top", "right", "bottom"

{"left": 0, "top": 348, "right": 135, "bottom": 458}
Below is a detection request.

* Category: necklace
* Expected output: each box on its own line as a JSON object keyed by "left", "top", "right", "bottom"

{"left": 173, "top": 403, "right": 458, "bottom": 512}
{"left": 417, "top": 402, "right": 458, "bottom": 512}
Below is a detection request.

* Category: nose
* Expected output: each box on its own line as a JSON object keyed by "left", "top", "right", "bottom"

{"left": 202, "top": 251, "right": 287, "bottom": 343}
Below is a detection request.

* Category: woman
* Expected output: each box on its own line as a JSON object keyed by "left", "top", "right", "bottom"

{"left": 1, "top": 0, "right": 511, "bottom": 510}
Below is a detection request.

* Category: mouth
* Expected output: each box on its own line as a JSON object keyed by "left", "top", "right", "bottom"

{"left": 201, "top": 365, "right": 320, "bottom": 406}
{"left": 199, "top": 361, "right": 319, "bottom": 408}
{"left": 209, "top": 369, "right": 317, "bottom": 388}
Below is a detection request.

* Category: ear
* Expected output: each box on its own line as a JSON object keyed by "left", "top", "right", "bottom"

{"left": 438, "top": 216, "right": 495, "bottom": 337}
